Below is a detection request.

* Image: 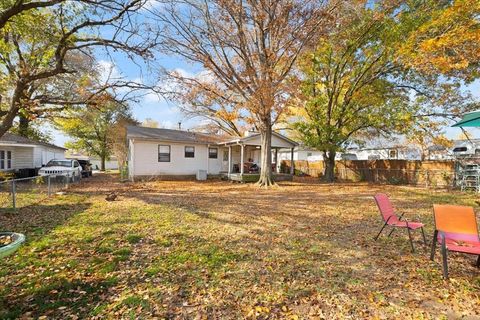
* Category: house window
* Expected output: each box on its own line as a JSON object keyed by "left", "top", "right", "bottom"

{"left": 7, "top": 151, "right": 11, "bottom": 169}
{"left": 223, "top": 150, "right": 228, "bottom": 161}
{"left": 158, "top": 145, "right": 171, "bottom": 162}
{"left": 389, "top": 150, "right": 397, "bottom": 159}
{"left": 184, "top": 146, "right": 195, "bottom": 158}
{"left": 307, "top": 152, "right": 312, "bottom": 157}
{"left": 0, "top": 151, "right": 4, "bottom": 169}
{"left": 209, "top": 147, "right": 218, "bottom": 159}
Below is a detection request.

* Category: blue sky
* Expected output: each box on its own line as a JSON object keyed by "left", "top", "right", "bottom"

{"left": 49, "top": 43, "right": 480, "bottom": 147}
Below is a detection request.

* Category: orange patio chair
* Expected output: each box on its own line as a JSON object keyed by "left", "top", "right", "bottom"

{"left": 431, "top": 204, "right": 480, "bottom": 279}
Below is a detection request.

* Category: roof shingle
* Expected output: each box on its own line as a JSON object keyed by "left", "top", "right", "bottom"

{"left": 126, "top": 126, "right": 224, "bottom": 144}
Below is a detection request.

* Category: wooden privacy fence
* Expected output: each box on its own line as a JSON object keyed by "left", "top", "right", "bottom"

{"left": 280, "top": 160, "right": 456, "bottom": 187}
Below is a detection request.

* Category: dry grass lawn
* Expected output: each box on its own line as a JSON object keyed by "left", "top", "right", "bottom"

{"left": 0, "top": 173, "right": 479, "bottom": 319}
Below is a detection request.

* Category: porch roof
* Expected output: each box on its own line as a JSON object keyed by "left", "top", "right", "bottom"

{"left": 220, "top": 131, "right": 298, "bottom": 148}
{"left": 0, "top": 133, "right": 66, "bottom": 150}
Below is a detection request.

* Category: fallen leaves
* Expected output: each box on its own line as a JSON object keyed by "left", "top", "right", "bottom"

{"left": 0, "top": 174, "right": 479, "bottom": 318}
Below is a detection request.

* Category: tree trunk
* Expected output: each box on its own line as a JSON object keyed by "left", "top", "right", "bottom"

{"left": 0, "top": 81, "right": 26, "bottom": 138}
{"left": 323, "top": 151, "right": 336, "bottom": 182}
{"left": 101, "top": 156, "right": 106, "bottom": 171}
{"left": 256, "top": 123, "right": 275, "bottom": 188}
{"left": 18, "top": 115, "right": 30, "bottom": 137}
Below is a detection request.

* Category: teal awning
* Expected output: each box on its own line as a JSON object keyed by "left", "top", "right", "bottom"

{"left": 452, "top": 110, "right": 480, "bottom": 127}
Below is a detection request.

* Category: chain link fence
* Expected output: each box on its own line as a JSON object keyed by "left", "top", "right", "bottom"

{"left": 0, "top": 174, "right": 81, "bottom": 210}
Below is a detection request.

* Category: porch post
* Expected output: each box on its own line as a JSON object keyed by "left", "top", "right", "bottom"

{"left": 274, "top": 148, "right": 278, "bottom": 173}
{"left": 240, "top": 144, "right": 245, "bottom": 175}
{"left": 228, "top": 146, "right": 232, "bottom": 174}
{"left": 290, "top": 147, "right": 294, "bottom": 175}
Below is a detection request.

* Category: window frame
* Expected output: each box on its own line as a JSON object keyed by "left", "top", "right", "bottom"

{"left": 158, "top": 145, "right": 171, "bottom": 162}
{"left": 388, "top": 150, "right": 397, "bottom": 159}
{"left": 184, "top": 146, "right": 195, "bottom": 158}
{"left": 0, "top": 150, "right": 4, "bottom": 170}
{"left": 208, "top": 147, "right": 218, "bottom": 159}
{"left": 6, "top": 151, "right": 11, "bottom": 169}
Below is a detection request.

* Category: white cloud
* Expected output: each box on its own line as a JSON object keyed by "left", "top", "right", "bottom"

{"left": 97, "top": 60, "right": 122, "bottom": 84}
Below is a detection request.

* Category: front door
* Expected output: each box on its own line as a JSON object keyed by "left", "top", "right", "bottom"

{"left": 221, "top": 149, "right": 229, "bottom": 172}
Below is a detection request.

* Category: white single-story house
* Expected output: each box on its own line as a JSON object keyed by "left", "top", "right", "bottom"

{"left": 0, "top": 133, "right": 66, "bottom": 176}
{"left": 127, "top": 126, "right": 298, "bottom": 181}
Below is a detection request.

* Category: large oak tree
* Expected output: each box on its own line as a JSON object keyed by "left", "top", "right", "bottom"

{"left": 153, "top": 0, "right": 335, "bottom": 187}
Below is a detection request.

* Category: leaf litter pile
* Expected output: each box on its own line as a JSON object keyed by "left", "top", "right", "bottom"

{"left": 0, "top": 174, "right": 479, "bottom": 319}
{"left": 0, "top": 235, "right": 13, "bottom": 247}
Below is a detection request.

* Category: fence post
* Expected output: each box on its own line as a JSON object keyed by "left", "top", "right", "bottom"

{"left": 47, "top": 175, "right": 51, "bottom": 196}
{"left": 65, "top": 175, "right": 69, "bottom": 189}
{"left": 11, "top": 180, "right": 16, "bottom": 210}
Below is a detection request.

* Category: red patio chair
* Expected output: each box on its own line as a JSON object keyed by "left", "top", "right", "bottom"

{"left": 373, "top": 193, "right": 427, "bottom": 252}
{"left": 430, "top": 204, "right": 480, "bottom": 279}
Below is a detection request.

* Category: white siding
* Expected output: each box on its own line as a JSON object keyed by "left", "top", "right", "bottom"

{"left": 34, "top": 146, "right": 65, "bottom": 167}
{"left": 128, "top": 139, "right": 134, "bottom": 178}
{"left": 0, "top": 146, "right": 34, "bottom": 171}
{"left": 13, "top": 146, "right": 34, "bottom": 169}
{"left": 90, "top": 159, "right": 118, "bottom": 170}
{"left": 130, "top": 139, "right": 225, "bottom": 177}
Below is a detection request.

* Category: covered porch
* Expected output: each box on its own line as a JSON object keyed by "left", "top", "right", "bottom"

{"left": 219, "top": 131, "right": 297, "bottom": 182}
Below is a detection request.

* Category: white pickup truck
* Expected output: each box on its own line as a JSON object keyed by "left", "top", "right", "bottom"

{"left": 38, "top": 159, "right": 82, "bottom": 180}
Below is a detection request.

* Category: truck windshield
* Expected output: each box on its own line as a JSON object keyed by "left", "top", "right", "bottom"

{"left": 46, "top": 160, "right": 71, "bottom": 167}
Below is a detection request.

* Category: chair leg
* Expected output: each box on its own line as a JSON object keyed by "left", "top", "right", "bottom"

{"left": 476, "top": 255, "right": 480, "bottom": 268}
{"left": 441, "top": 246, "right": 448, "bottom": 279}
{"left": 407, "top": 228, "right": 415, "bottom": 253}
{"left": 421, "top": 227, "right": 427, "bottom": 246}
{"left": 374, "top": 222, "right": 388, "bottom": 241}
{"left": 430, "top": 230, "right": 438, "bottom": 261}
{"left": 387, "top": 228, "right": 395, "bottom": 237}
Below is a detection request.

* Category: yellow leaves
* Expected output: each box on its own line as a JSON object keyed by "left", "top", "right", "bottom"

{"left": 400, "top": 0, "right": 480, "bottom": 78}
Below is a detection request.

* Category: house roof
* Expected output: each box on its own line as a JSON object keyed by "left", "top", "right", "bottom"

{"left": 127, "top": 126, "right": 224, "bottom": 144}
{"left": 127, "top": 126, "right": 298, "bottom": 147}
{"left": 0, "top": 133, "right": 66, "bottom": 150}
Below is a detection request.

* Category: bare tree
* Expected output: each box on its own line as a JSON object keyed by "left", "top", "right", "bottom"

{"left": 153, "top": 0, "right": 334, "bottom": 187}
{"left": 0, "top": 0, "right": 156, "bottom": 138}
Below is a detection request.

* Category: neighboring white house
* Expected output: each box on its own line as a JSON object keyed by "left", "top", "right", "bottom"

{"left": 66, "top": 152, "right": 120, "bottom": 170}
{"left": 277, "top": 147, "right": 326, "bottom": 162}
{"left": 344, "top": 146, "right": 422, "bottom": 160}
{"left": 0, "top": 133, "right": 66, "bottom": 175}
{"left": 278, "top": 145, "right": 423, "bottom": 162}
{"left": 127, "top": 126, "right": 297, "bottom": 180}
{"left": 90, "top": 156, "right": 119, "bottom": 170}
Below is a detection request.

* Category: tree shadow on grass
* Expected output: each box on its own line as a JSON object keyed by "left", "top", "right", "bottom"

{"left": 0, "top": 276, "right": 118, "bottom": 319}
{"left": 0, "top": 201, "right": 91, "bottom": 240}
